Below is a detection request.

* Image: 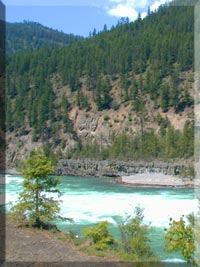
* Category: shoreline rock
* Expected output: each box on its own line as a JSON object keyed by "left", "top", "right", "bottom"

{"left": 6, "top": 159, "right": 195, "bottom": 188}
{"left": 56, "top": 158, "right": 193, "bottom": 175}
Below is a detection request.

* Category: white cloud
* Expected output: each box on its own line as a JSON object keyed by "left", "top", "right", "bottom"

{"left": 141, "top": 11, "right": 147, "bottom": 19}
{"left": 108, "top": 4, "right": 138, "bottom": 21}
{"left": 106, "top": 0, "right": 148, "bottom": 21}
{"left": 107, "top": 0, "right": 173, "bottom": 21}
{"left": 150, "top": 0, "right": 168, "bottom": 12}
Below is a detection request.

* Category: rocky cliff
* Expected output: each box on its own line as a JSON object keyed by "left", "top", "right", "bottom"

{"left": 55, "top": 159, "right": 194, "bottom": 180}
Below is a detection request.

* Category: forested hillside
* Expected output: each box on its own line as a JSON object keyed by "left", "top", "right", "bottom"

{"left": 6, "top": 21, "right": 83, "bottom": 54}
{"left": 6, "top": 3, "right": 195, "bottom": 165}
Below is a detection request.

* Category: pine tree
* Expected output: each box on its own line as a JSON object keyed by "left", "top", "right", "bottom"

{"left": 11, "top": 148, "right": 61, "bottom": 228}
{"left": 161, "top": 84, "right": 170, "bottom": 112}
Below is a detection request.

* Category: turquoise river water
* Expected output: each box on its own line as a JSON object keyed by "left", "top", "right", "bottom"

{"left": 4, "top": 174, "right": 198, "bottom": 264}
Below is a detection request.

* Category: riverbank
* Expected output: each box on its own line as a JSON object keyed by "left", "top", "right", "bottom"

{"left": 3, "top": 215, "right": 165, "bottom": 266}
{"left": 4, "top": 215, "right": 112, "bottom": 263}
{"left": 56, "top": 159, "right": 194, "bottom": 178}
{"left": 6, "top": 159, "right": 195, "bottom": 188}
{"left": 55, "top": 159, "right": 194, "bottom": 188}
{"left": 120, "top": 173, "right": 194, "bottom": 188}
{"left": 5, "top": 168, "right": 20, "bottom": 175}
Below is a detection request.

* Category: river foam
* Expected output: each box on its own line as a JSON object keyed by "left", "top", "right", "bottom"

{"left": 59, "top": 193, "right": 197, "bottom": 227}
{"left": 5, "top": 175, "right": 197, "bottom": 227}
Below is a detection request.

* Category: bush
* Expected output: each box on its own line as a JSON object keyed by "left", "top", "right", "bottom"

{"left": 119, "top": 206, "right": 157, "bottom": 261}
{"left": 164, "top": 214, "right": 195, "bottom": 264}
{"left": 104, "top": 114, "right": 110, "bottom": 121}
{"left": 83, "top": 221, "right": 115, "bottom": 251}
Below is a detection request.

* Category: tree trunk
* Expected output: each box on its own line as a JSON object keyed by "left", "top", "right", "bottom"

{"left": 35, "top": 178, "right": 40, "bottom": 228}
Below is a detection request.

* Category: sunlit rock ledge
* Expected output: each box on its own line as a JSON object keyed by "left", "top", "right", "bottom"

{"left": 56, "top": 159, "right": 194, "bottom": 181}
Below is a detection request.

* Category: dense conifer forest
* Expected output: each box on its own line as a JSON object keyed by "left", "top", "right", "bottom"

{"left": 6, "top": 21, "right": 83, "bottom": 54}
{"left": 6, "top": 2, "right": 195, "bottom": 165}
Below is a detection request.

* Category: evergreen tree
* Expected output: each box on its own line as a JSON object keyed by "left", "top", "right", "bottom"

{"left": 11, "top": 148, "right": 61, "bottom": 228}
{"left": 161, "top": 84, "right": 170, "bottom": 112}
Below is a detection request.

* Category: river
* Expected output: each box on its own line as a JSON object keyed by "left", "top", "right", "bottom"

{"left": 4, "top": 174, "right": 198, "bottom": 264}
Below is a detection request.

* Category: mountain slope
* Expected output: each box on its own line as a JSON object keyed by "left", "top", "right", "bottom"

{"left": 6, "top": 21, "right": 83, "bottom": 54}
{"left": 6, "top": 4, "right": 194, "bottom": 165}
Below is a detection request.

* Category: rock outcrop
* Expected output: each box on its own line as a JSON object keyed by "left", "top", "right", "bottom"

{"left": 55, "top": 159, "right": 193, "bottom": 180}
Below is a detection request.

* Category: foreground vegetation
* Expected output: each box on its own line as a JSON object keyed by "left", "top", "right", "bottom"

{"left": 164, "top": 214, "right": 195, "bottom": 264}
{"left": 75, "top": 207, "right": 157, "bottom": 262}
{"left": 11, "top": 148, "right": 71, "bottom": 228}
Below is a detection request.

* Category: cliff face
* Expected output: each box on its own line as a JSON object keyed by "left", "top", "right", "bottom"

{"left": 6, "top": 75, "right": 193, "bottom": 166}
{"left": 55, "top": 159, "right": 193, "bottom": 179}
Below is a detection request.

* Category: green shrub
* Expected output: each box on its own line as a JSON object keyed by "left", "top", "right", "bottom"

{"left": 104, "top": 114, "right": 110, "bottom": 121}
{"left": 50, "top": 227, "right": 57, "bottom": 234}
{"left": 83, "top": 221, "right": 115, "bottom": 251}
{"left": 119, "top": 206, "right": 157, "bottom": 261}
{"left": 164, "top": 214, "right": 195, "bottom": 264}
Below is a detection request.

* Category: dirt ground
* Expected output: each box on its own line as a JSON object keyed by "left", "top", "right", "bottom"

{"left": 0, "top": 216, "right": 163, "bottom": 267}
{"left": 2, "top": 216, "right": 114, "bottom": 265}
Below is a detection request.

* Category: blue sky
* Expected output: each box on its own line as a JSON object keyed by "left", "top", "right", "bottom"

{"left": 3, "top": 0, "right": 172, "bottom": 37}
